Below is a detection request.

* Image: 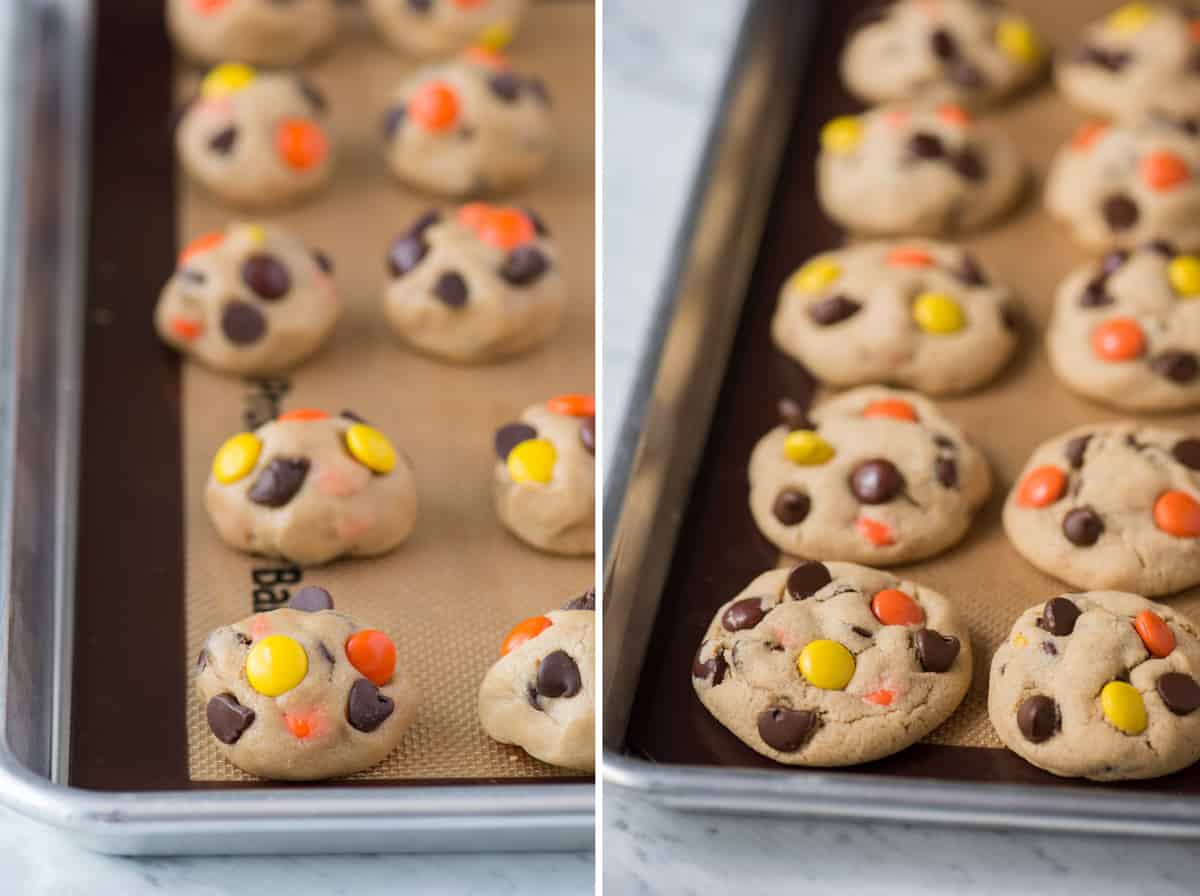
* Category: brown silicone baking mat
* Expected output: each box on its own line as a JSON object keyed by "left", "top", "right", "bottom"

{"left": 70, "top": 0, "right": 593, "bottom": 790}
{"left": 624, "top": 0, "right": 1200, "bottom": 793}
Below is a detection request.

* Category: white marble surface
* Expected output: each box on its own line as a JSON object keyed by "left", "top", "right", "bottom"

{"left": 602, "top": 1, "right": 1200, "bottom": 892}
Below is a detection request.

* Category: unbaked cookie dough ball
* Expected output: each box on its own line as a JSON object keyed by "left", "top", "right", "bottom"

{"left": 206, "top": 409, "right": 418, "bottom": 566}
{"left": 383, "top": 204, "right": 564, "bottom": 362}
{"left": 492, "top": 395, "right": 594, "bottom": 556}
{"left": 197, "top": 586, "right": 420, "bottom": 781}
{"left": 990, "top": 592, "right": 1200, "bottom": 780}
{"left": 366, "top": 0, "right": 530, "bottom": 57}
{"left": 479, "top": 590, "right": 595, "bottom": 771}
{"left": 156, "top": 222, "right": 340, "bottom": 377}
{"left": 842, "top": 0, "right": 1044, "bottom": 109}
{"left": 817, "top": 103, "right": 1025, "bottom": 236}
{"left": 772, "top": 240, "right": 1018, "bottom": 395}
{"left": 381, "top": 48, "right": 553, "bottom": 197}
{"left": 177, "top": 64, "right": 334, "bottom": 208}
{"left": 167, "top": 0, "right": 337, "bottom": 67}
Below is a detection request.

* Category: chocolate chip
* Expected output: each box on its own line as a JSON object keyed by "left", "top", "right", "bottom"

{"left": 382, "top": 104, "right": 406, "bottom": 140}
{"left": 722, "top": 598, "right": 767, "bottom": 632}
{"left": 1062, "top": 507, "right": 1104, "bottom": 546}
{"left": 207, "top": 693, "right": 255, "bottom": 745}
{"left": 347, "top": 678, "right": 395, "bottom": 732}
{"left": 537, "top": 650, "right": 582, "bottom": 698}
{"left": 951, "top": 147, "right": 986, "bottom": 181}
{"left": 1039, "top": 596, "right": 1082, "bottom": 636}
{"left": 1172, "top": 438, "right": 1200, "bottom": 470}
{"left": 935, "top": 457, "right": 958, "bottom": 489}
{"left": 957, "top": 252, "right": 987, "bottom": 286}
{"left": 915, "top": 629, "right": 960, "bottom": 672}
{"left": 297, "top": 77, "right": 327, "bottom": 113}
{"left": 1101, "top": 250, "right": 1129, "bottom": 275}
{"left": 1042, "top": 640, "right": 1057, "bottom": 656}
{"left": 1151, "top": 350, "right": 1200, "bottom": 384}
{"left": 1145, "top": 239, "right": 1177, "bottom": 257}
{"left": 388, "top": 235, "right": 427, "bottom": 277}
{"left": 494, "top": 422, "right": 537, "bottom": 460}
{"left": 1102, "top": 194, "right": 1139, "bottom": 232}
{"left": 908, "top": 132, "right": 945, "bottom": 159}
{"left": 248, "top": 457, "right": 310, "bottom": 507}
{"left": 501, "top": 246, "right": 550, "bottom": 286}
{"left": 580, "top": 415, "right": 595, "bottom": 455}
{"left": 242, "top": 254, "right": 291, "bottom": 300}
{"left": 778, "top": 397, "right": 814, "bottom": 430}
{"left": 850, "top": 459, "right": 904, "bottom": 504}
{"left": 756, "top": 707, "right": 817, "bottom": 752}
{"left": 433, "top": 271, "right": 469, "bottom": 308}
{"left": 1017, "top": 695, "right": 1059, "bottom": 742}
{"left": 209, "top": 126, "right": 237, "bottom": 154}
{"left": 562, "top": 588, "right": 595, "bottom": 612}
{"left": 1157, "top": 672, "right": 1200, "bottom": 715}
{"left": 1064, "top": 434, "right": 1092, "bottom": 469}
{"left": 488, "top": 71, "right": 522, "bottom": 102}
{"left": 221, "top": 301, "right": 266, "bottom": 345}
{"left": 691, "top": 646, "right": 727, "bottom": 684}
{"left": 1080, "top": 276, "right": 1113, "bottom": 308}
{"left": 318, "top": 642, "right": 335, "bottom": 665}
{"left": 773, "top": 489, "right": 810, "bottom": 525}
{"left": 931, "top": 29, "right": 958, "bottom": 60}
{"left": 807, "top": 295, "right": 861, "bottom": 326}
{"left": 787, "top": 561, "right": 832, "bottom": 599}
{"left": 289, "top": 585, "right": 334, "bottom": 613}
{"left": 313, "top": 250, "right": 333, "bottom": 274}
{"left": 235, "top": 632, "right": 252, "bottom": 647}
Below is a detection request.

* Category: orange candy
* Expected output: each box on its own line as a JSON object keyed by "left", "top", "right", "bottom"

{"left": 548, "top": 394, "right": 595, "bottom": 417}
{"left": 479, "top": 208, "right": 535, "bottom": 250}
{"left": 452, "top": 0, "right": 486, "bottom": 6}
{"left": 857, "top": 516, "right": 895, "bottom": 546}
{"left": 409, "top": 81, "right": 460, "bottom": 132}
{"left": 170, "top": 318, "right": 203, "bottom": 341}
{"left": 276, "top": 119, "right": 328, "bottom": 171}
{"left": 191, "top": 0, "right": 230, "bottom": 12}
{"left": 1142, "top": 151, "right": 1191, "bottom": 192}
{"left": 458, "top": 203, "right": 491, "bottom": 229}
{"left": 284, "top": 713, "right": 314, "bottom": 739}
{"left": 345, "top": 630, "right": 397, "bottom": 686}
{"left": 1017, "top": 465, "right": 1066, "bottom": 508}
{"left": 277, "top": 408, "right": 329, "bottom": 422}
{"left": 937, "top": 104, "right": 970, "bottom": 127}
{"left": 1154, "top": 490, "right": 1200, "bottom": 538}
{"left": 500, "top": 615, "right": 552, "bottom": 657}
{"left": 1091, "top": 317, "right": 1145, "bottom": 362}
{"left": 862, "top": 398, "right": 918, "bottom": 422}
{"left": 864, "top": 689, "right": 895, "bottom": 706}
{"left": 1071, "top": 121, "right": 1107, "bottom": 152}
{"left": 179, "top": 231, "right": 223, "bottom": 266}
{"left": 871, "top": 589, "right": 925, "bottom": 626}
{"left": 1133, "top": 609, "right": 1176, "bottom": 658}
{"left": 885, "top": 247, "right": 934, "bottom": 268}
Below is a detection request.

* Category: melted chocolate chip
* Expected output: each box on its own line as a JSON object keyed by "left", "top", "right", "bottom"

{"left": 209, "top": 126, "right": 237, "bottom": 154}
{"left": 908, "top": 132, "right": 945, "bottom": 159}
{"left": 722, "top": 598, "right": 768, "bottom": 632}
{"left": 537, "top": 650, "right": 582, "bottom": 698}
{"left": 915, "top": 629, "right": 960, "bottom": 673}
{"left": 1102, "top": 194, "right": 1139, "bottom": 231}
{"left": 1062, "top": 507, "right": 1104, "bottom": 546}
{"left": 1172, "top": 438, "right": 1200, "bottom": 470}
{"left": 221, "top": 301, "right": 266, "bottom": 345}
{"left": 1079, "top": 276, "right": 1113, "bottom": 308}
{"left": 931, "top": 28, "right": 958, "bottom": 60}
{"left": 388, "top": 235, "right": 428, "bottom": 277}
{"left": 501, "top": 246, "right": 550, "bottom": 286}
{"left": 297, "top": 77, "right": 327, "bottom": 113}
{"left": 1158, "top": 672, "right": 1200, "bottom": 715}
{"left": 787, "top": 561, "right": 832, "bottom": 599}
{"left": 850, "top": 459, "right": 904, "bottom": 504}
{"left": 778, "top": 397, "right": 814, "bottom": 431}
{"left": 488, "top": 71, "right": 522, "bottom": 102}
{"left": 807, "top": 295, "right": 861, "bottom": 325}
{"left": 951, "top": 147, "right": 986, "bottom": 181}
{"left": 957, "top": 252, "right": 987, "bottom": 286}
{"left": 1063, "top": 434, "right": 1092, "bottom": 469}
{"left": 691, "top": 646, "right": 726, "bottom": 685}
{"left": 494, "top": 422, "right": 537, "bottom": 460}
{"left": 580, "top": 415, "right": 596, "bottom": 455}
{"left": 773, "top": 489, "right": 811, "bottom": 525}
{"left": 935, "top": 457, "right": 958, "bottom": 489}
{"left": 1042, "top": 640, "right": 1057, "bottom": 656}
{"left": 1145, "top": 239, "right": 1177, "bottom": 257}
{"left": 313, "top": 250, "right": 333, "bottom": 274}
{"left": 248, "top": 457, "right": 310, "bottom": 507}
{"left": 756, "top": 707, "right": 817, "bottom": 752}
{"left": 347, "top": 678, "right": 395, "bottom": 732}
{"left": 1151, "top": 350, "right": 1200, "bottom": 384}
{"left": 235, "top": 632, "right": 253, "bottom": 647}
{"left": 1017, "top": 695, "right": 1059, "bottom": 743}
{"left": 207, "top": 693, "right": 255, "bottom": 744}
{"left": 242, "top": 254, "right": 291, "bottom": 300}
{"left": 289, "top": 585, "right": 334, "bottom": 613}
{"left": 382, "top": 104, "right": 406, "bottom": 140}
{"left": 433, "top": 271, "right": 469, "bottom": 308}
{"left": 1039, "top": 596, "right": 1081, "bottom": 636}
{"left": 563, "top": 588, "right": 595, "bottom": 612}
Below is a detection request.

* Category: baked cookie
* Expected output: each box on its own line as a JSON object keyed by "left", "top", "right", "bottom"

{"left": 155, "top": 223, "right": 340, "bottom": 377}
{"left": 492, "top": 395, "right": 594, "bottom": 556}
{"left": 197, "top": 586, "right": 419, "bottom": 781}
{"left": 206, "top": 409, "right": 419, "bottom": 566}
{"left": 990, "top": 592, "right": 1200, "bottom": 780}
{"left": 1056, "top": 3, "right": 1200, "bottom": 122}
{"left": 1004, "top": 423, "right": 1200, "bottom": 597}
{"left": 817, "top": 103, "right": 1024, "bottom": 236}
{"left": 177, "top": 64, "right": 333, "bottom": 208}
{"left": 692, "top": 562, "right": 971, "bottom": 765}
{"left": 1045, "top": 117, "right": 1200, "bottom": 253}
{"left": 381, "top": 48, "right": 553, "bottom": 198}
{"left": 772, "top": 240, "right": 1018, "bottom": 395}
{"left": 366, "top": 0, "right": 530, "bottom": 57}
{"left": 749, "top": 388, "right": 991, "bottom": 565}
{"left": 842, "top": 0, "right": 1043, "bottom": 109}
{"left": 1047, "top": 242, "right": 1200, "bottom": 411}
{"left": 383, "top": 204, "right": 565, "bottom": 362}
{"left": 478, "top": 590, "right": 595, "bottom": 771}
{"left": 167, "top": 0, "right": 337, "bottom": 67}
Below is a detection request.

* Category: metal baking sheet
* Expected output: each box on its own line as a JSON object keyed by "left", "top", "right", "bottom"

{"left": 603, "top": 0, "right": 1200, "bottom": 837}
{"left": 0, "top": 0, "right": 592, "bottom": 855}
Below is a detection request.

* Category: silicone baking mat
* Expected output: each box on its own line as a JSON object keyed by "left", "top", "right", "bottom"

{"left": 624, "top": 0, "right": 1200, "bottom": 792}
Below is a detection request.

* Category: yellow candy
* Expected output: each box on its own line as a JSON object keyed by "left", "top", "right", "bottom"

{"left": 790, "top": 259, "right": 841, "bottom": 294}
{"left": 783, "top": 430, "right": 835, "bottom": 466}
{"left": 1101, "top": 680, "right": 1147, "bottom": 735}
{"left": 1106, "top": 3, "right": 1152, "bottom": 33}
{"left": 201, "top": 62, "right": 256, "bottom": 99}
{"left": 1168, "top": 255, "right": 1200, "bottom": 297}
{"left": 245, "top": 635, "right": 308, "bottom": 697}
{"left": 508, "top": 438, "right": 557, "bottom": 484}
{"left": 477, "top": 21, "right": 514, "bottom": 51}
{"left": 1012, "top": 633, "right": 1028, "bottom": 648}
{"left": 241, "top": 223, "right": 267, "bottom": 247}
{"left": 996, "top": 19, "right": 1040, "bottom": 64}
{"left": 798, "top": 639, "right": 855, "bottom": 691}
{"left": 345, "top": 424, "right": 397, "bottom": 474}
{"left": 820, "top": 116, "right": 863, "bottom": 154}
{"left": 912, "top": 292, "right": 965, "bottom": 334}
{"left": 212, "top": 433, "right": 262, "bottom": 485}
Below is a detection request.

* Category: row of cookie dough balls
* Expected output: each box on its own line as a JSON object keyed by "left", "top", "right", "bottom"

{"left": 691, "top": 561, "right": 1200, "bottom": 781}
{"left": 178, "top": 54, "right": 553, "bottom": 207}
{"left": 197, "top": 583, "right": 594, "bottom": 780}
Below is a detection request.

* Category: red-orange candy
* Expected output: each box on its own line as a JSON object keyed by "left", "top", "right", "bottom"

{"left": 871, "top": 589, "right": 925, "bottom": 626}
{"left": 1134, "top": 609, "right": 1176, "bottom": 658}
{"left": 458, "top": 203, "right": 491, "bottom": 229}
{"left": 1017, "top": 466, "right": 1066, "bottom": 508}
{"left": 277, "top": 408, "right": 329, "bottom": 422}
{"left": 1091, "top": 318, "right": 1145, "bottom": 362}
{"left": 452, "top": 0, "right": 486, "bottom": 6}
{"left": 547, "top": 394, "right": 595, "bottom": 417}
{"left": 1071, "top": 121, "right": 1107, "bottom": 152}
{"left": 937, "top": 104, "right": 971, "bottom": 127}
{"left": 500, "top": 615, "right": 552, "bottom": 657}
{"left": 479, "top": 208, "right": 535, "bottom": 249}
{"left": 1154, "top": 490, "right": 1200, "bottom": 538}
{"left": 463, "top": 46, "right": 509, "bottom": 68}
{"left": 285, "top": 713, "right": 314, "bottom": 739}
{"left": 864, "top": 689, "right": 895, "bottom": 706}
{"left": 885, "top": 247, "right": 934, "bottom": 268}
{"left": 862, "top": 398, "right": 918, "bottom": 422}
{"left": 1142, "top": 151, "right": 1191, "bottom": 192}
{"left": 409, "top": 81, "right": 460, "bottom": 132}
{"left": 857, "top": 516, "right": 895, "bottom": 546}
{"left": 276, "top": 120, "right": 328, "bottom": 171}
{"left": 179, "top": 231, "right": 223, "bottom": 266}
{"left": 345, "top": 630, "right": 397, "bottom": 686}
{"left": 191, "top": 0, "right": 229, "bottom": 12}
{"left": 170, "top": 317, "right": 203, "bottom": 341}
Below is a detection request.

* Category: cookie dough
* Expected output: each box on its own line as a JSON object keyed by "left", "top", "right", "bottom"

{"left": 155, "top": 222, "right": 341, "bottom": 376}
{"left": 366, "top": 0, "right": 530, "bottom": 57}
{"left": 177, "top": 64, "right": 333, "bottom": 208}
{"left": 196, "top": 586, "right": 420, "bottom": 781}
{"left": 1056, "top": 3, "right": 1200, "bottom": 122}
{"left": 990, "top": 591, "right": 1200, "bottom": 780}
{"left": 842, "top": 0, "right": 1043, "bottom": 109}
{"left": 492, "top": 395, "right": 594, "bottom": 556}
{"left": 1003, "top": 423, "right": 1200, "bottom": 597}
{"left": 692, "top": 562, "right": 971, "bottom": 766}
{"left": 167, "top": 0, "right": 337, "bottom": 67}
{"left": 1045, "top": 116, "right": 1200, "bottom": 254}
{"left": 383, "top": 204, "right": 565, "bottom": 362}
{"left": 206, "top": 409, "right": 418, "bottom": 566}
{"left": 817, "top": 103, "right": 1025, "bottom": 236}
{"left": 1047, "top": 242, "right": 1200, "bottom": 411}
{"left": 478, "top": 590, "right": 595, "bottom": 771}
{"left": 382, "top": 48, "right": 553, "bottom": 197}
{"left": 772, "top": 240, "right": 1018, "bottom": 395}
{"left": 749, "top": 387, "right": 991, "bottom": 565}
